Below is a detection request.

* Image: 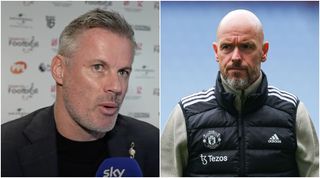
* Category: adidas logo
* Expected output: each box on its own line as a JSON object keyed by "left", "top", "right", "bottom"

{"left": 268, "top": 134, "right": 282, "bottom": 143}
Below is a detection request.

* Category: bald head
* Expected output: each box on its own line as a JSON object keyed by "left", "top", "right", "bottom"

{"left": 217, "top": 9, "right": 264, "bottom": 43}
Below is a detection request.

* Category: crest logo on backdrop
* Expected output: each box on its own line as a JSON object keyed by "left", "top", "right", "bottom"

{"left": 46, "top": 16, "right": 55, "bottom": 28}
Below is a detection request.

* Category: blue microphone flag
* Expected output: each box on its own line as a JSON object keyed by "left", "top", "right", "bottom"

{"left": 95, "top": 157, "right": 143, "bottom": 177}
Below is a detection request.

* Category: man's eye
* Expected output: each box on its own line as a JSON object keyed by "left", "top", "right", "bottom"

{"left": 92, "top": 64, "right": 104, "bottom": 72}
{"left": 118, "top": 70, "right": 130, "bottom": 78}
{"left": 220, "top": 44, "right": 233, "bottom": 53}
{"left": 240, "top": 43, "right": 255, "bottom": 51}
{"left": 221, "top": 44, "right": 233, "bottom": 51}
{"left": 221, "top": 44, "right": 230, "bottom": 49}
{"left": 241, "top": 44, "right": 250, "bottom": 49}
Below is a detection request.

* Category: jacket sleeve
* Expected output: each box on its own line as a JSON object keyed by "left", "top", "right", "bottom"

{"left": 295, "top": 102, "right": 319, "bottom": 177}
{"left": 161, "top": 104, "right": 188, "bottom": 177}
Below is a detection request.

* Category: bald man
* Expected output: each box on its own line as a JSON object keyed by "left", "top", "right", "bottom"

{"left": 161, "top": 9, "right": 319, "bottom": 177}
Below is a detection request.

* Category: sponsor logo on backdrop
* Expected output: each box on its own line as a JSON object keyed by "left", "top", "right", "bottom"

{"left": 125, "top": 86, "right": 143, "bottom": 100}
{"left": 46, "top": 16, "right": 55, "bottom": 28}
{"left": 52, "top": 2, "right": 72, "bottom": 7}
{"left": 50, "top": 85, "right": 56, "bottom": 99}
{"left": 9, "top": 36, "right": 39, "bottom": 53}
{"left": 51, "top": 38, "right": 59, "bottom": 52}
{"left": 23, "top": 1, "right": 34, "bottom": 6}
{"left": 8, "top": 107, "right": 29, "bottom": 118}
{"left": 11, "top": 61, "right": 27, "bottom": 74}
{"left": 9, "top": 13, "right": 33, "bottom": 28}
{"left": 135, "top": 42, "right": 143, "bottom": 55}
{"left": 8, "top": 83, "right": 39, "bottom": 100}
{"left": 154, "top": 2, "right": 159, "bottom": 10}
{"left": 123, "top": 1, "right": 143, "bottom": 12}
{"left": 128, "top": 112, "right": 150, "bottom": 119}
{"left": 133, "top": 25, "right": 151, "bottom": 31}
{"left": 84, "top": 1, "right": 112, "bottom": 8}
{"left": 134, "top": 65, "right": 155, "bottom": 79}
{"left": 39, "top": 63, "right": 51, "bottom": 72}
{"left": 136, "top": 86, "right": 143, "bottom": 95}
{"left": 153, "top": 88, "right": 159, "bottom": 96}
{"left": 136, "top": 42, "right": 142, "bottom": 51}
{"left": 153, "top": 45, "right": 159, "bottom": 53}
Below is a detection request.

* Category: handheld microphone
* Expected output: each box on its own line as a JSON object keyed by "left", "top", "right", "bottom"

{"left": 95, "top": 157, "right": 143, "bottom": 177}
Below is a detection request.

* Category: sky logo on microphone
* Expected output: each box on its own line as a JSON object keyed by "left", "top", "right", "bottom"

{"left": 103, "top": 167, "right": 125, "bottom": 177}
{"left": 96, "top": 157, "right": 143, "bottom": 177}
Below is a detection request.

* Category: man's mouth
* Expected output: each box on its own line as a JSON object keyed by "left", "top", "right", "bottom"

{"left": 98, "top": 102, "right": 119, "bottom": 116}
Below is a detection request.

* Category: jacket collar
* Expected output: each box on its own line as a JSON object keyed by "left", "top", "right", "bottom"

{"left": 215, "top": 71, "right": 268, "bottom": 115}
{"left": 19, "top": 105, "right": 58, "bottom": 176}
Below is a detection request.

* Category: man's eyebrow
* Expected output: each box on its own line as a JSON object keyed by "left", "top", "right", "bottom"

{"left": 92, "top": 59, "right": 107, "bottom": 65}
{"left": 120, "top": 66, "right": 132, "bottom": 71}
{"left": 219, "top": 41, "right": 233, "bottom": 46}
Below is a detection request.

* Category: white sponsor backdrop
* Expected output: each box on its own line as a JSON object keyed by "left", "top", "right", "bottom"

{"left": 1, "top": 1, "right": 159, "bottom": 128}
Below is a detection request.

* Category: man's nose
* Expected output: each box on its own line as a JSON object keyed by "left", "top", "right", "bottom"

{"left": 231, "top": 47, "right": 241, "bottom": 62}
{"left": 104, "top": 73, "right": 121, "bottom": 94}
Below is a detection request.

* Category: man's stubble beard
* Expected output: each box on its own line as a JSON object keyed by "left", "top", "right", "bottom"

{"left": 62, "top": 86, "right": 123, "bottom": 138}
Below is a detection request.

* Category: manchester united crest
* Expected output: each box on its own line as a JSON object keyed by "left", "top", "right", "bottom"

{"left": 203, "top": 130, "right": 222, "bottom": 149}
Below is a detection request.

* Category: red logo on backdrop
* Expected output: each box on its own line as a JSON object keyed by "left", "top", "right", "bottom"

{"left": 51, "top": 85, "right": 56, "bottom": 93}
{"left": 136, "top": 86, "right": 143, "bottom": 95}
{"left": 123, "top": 1, "right": 143, "bottom": 12}
{"left": 136, "top": 42, "right": 143, "bottom": 51}
{"left": 124, "top": 1, "right": 143, "bottom": 7}
{"left": 51, "top": 38, "right": 58, "bottom": 47}
{"left": 11, "top": 61, "right": 27, "bottom": 74}
{"left": 50, "top": 85, "right": 56, "bottom": 99}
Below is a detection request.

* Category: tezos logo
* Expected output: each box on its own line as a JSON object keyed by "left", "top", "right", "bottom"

{"left": 200, "top": 154, "right": 228, "bottom": 165}
{"left": 11, "top": 61, "right": 27, "bottom": 74}
{"left": 202, "top": 130, "right": 222, "bottom": 149}
{"left": 103, "top": 167, "right": 125, "bottom": 177}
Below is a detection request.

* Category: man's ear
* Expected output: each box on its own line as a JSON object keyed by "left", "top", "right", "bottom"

{"left": 261, "top": 41, "right": 269, "bottom": 62}
{"left": 212, "top": 42, "right": 219, "bottom": 62}
{"left": 51, "top": 55, "right": 65, "bottom": 85}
